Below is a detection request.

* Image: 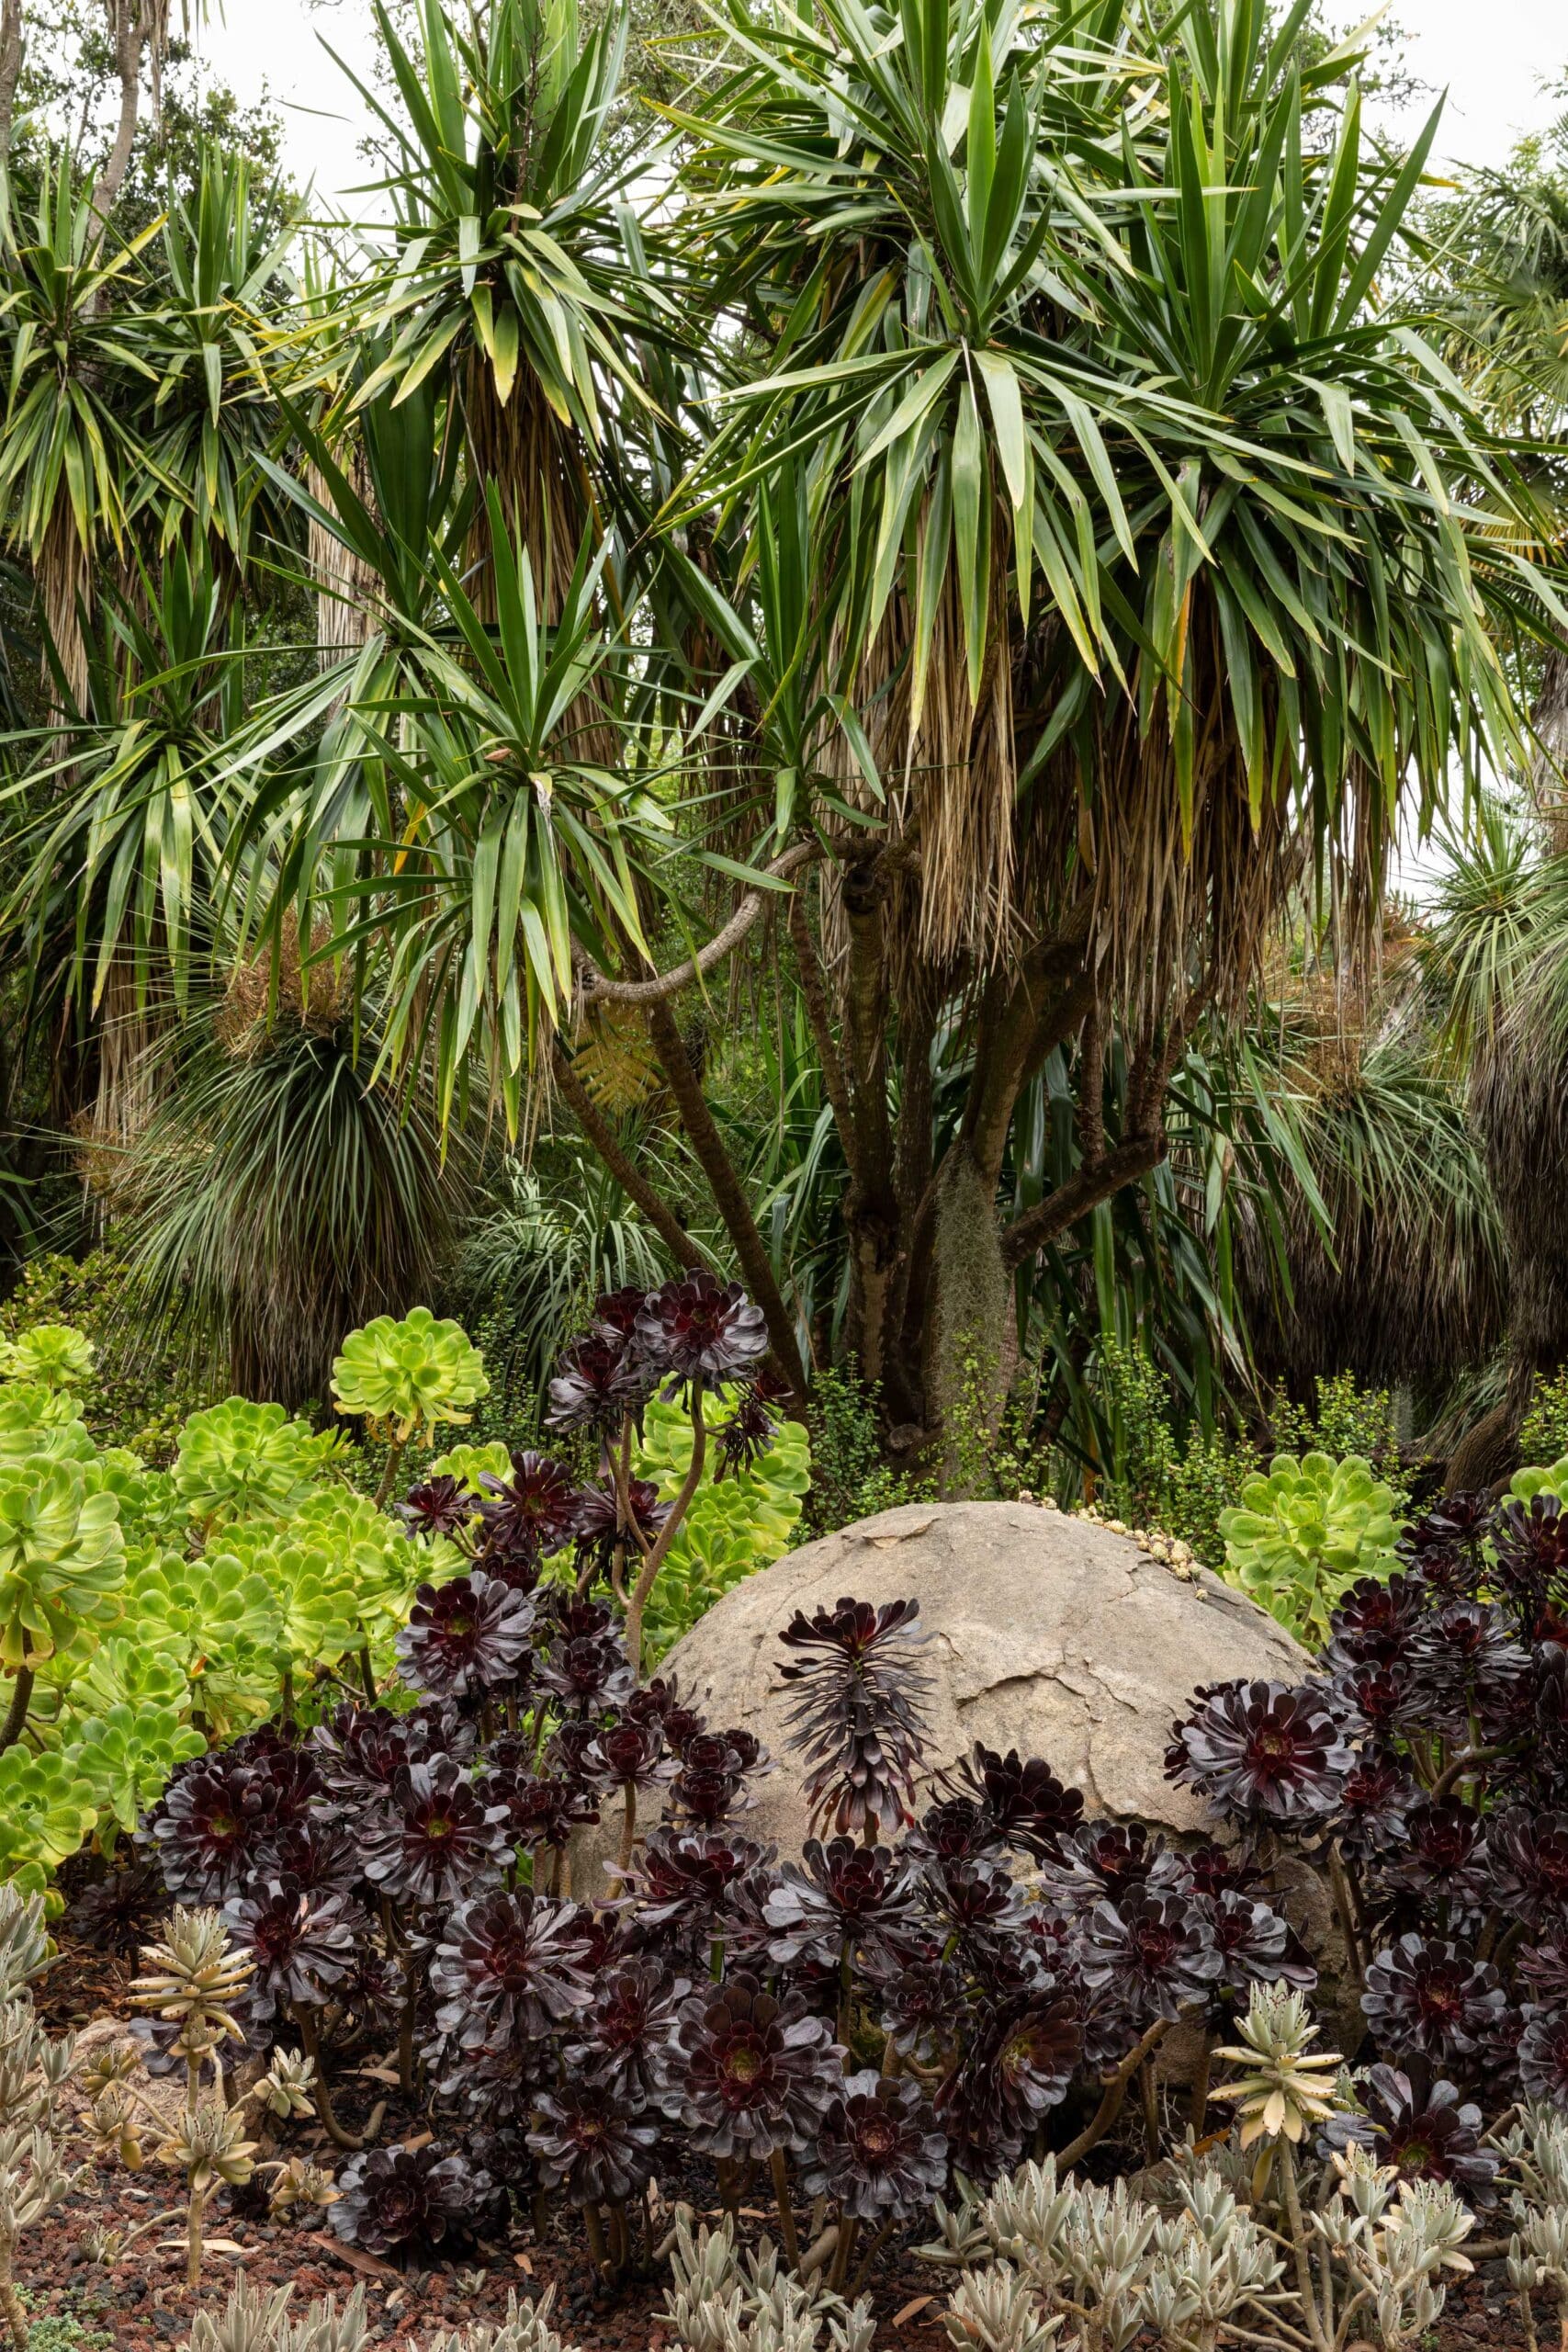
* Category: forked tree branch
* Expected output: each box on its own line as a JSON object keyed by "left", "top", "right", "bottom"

{"left": 578, "top": 842, "right": 820, "bottom": 1005}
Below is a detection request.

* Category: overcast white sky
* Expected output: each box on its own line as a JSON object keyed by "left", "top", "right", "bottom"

{"left": 197, "top": 0, "right": 1568, "bottom": 215}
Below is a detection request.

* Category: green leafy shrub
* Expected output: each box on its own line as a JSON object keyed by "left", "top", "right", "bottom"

{"left": 331, "top": 1306, "right": 489, "bottom": 1443}
{"left": 1269, "top": 1372, "right": 1410, "bottom": 1512}
{"left": 799, "top": 1366, "right": 929, "bottom": 1536}
{"left": 1219, "top": 1451, "right": 1399, "bottom": 1645}
{"left": 636, "top": 1394, "right": 811, "bottom": 1656}
{"left": 1519, "top": 1374, "right": 1568, "bottom": 1476}
{"left": 173, "top": 1398, "right": 343, "bottom": 1524}
{"left": 0, "top": 1249, "right": 211, "bottom": 1456}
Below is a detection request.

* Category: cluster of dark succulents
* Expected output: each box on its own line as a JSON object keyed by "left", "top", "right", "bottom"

{"left": 1164, "top": 1487, "right": 1568, "bottom": 2205}
{"left": 127, "top": 1536, "right": 1349, "bottom": 2278}
{"left": 116, "top": 1366, "right": 1568, "bottom": 2281}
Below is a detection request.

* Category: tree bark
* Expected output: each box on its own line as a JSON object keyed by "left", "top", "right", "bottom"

{"left": 91, "top": 2, "right": 147, "bottom": 231}
{"left": 0, "top": 0, "right": 25, "bottom": 183}
{"left": 549, "top": 1035, "right": 711, "bottom": 1274}
{"left": 645, "top": 1000, "right": 808, "bottom": 1400}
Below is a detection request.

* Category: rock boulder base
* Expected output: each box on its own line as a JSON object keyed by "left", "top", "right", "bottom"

{"left": 656, "top": 1498, "right": 1311, "bottom": 1852}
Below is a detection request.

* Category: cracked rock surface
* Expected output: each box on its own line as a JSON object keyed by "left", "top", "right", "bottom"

{"left": 652, "top": 1499, "right": 1310, "bottom": 1855}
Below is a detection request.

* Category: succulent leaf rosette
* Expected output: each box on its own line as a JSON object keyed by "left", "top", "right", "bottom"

{"left": 1219, "top": 1452, "right": 1398, "bottom": 1645}
{"left": 0, "top": 1743, "right": 101, "bottom": 1896}
{"left": 331, "top": 1308, "right": 489, "bottom": 1444}
{"left": 0, "top": 1453, "right": 127, "bottom": 1668}
{"left": 173, "top": 1398, "right": 344, "bottom": 1524}
{"left": 0, "top": 1322, "right": 95, "bottom": 1394}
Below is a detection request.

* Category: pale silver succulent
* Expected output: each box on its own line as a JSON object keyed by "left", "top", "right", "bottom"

{"left": 663, "top": 2211, "right": 874, "bottom": 2352}
{"left": 942, "top": 2261, "right": 1066, "bottom": 2352}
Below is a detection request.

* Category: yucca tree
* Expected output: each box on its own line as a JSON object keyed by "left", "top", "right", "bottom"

{"left": 1432, "top": 100, "right": 1568, "bottom": 821}
{"left": 197, "top": 0, "right": 1560, "bottom": 1455}
{"left": 609, "top": 0, "right": 1551, "bottom": 1443}
{"left": 0, "top": 153, "right": 169, "bottom": 699}
{"left": 138, "top": 143, "right": 302, "bottom": 582}
{"left": 338, "top": 0, "right": 667, "bottom": 616}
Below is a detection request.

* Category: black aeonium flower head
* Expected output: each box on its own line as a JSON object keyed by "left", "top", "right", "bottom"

{"left": 477, "top": 1451, "right": 580, "bottom": 1564}
{"left": 528, "top": 2084, "right": 660, "bottom": 2205}
{"left": 547, "top": 1333, "right": 648, "bottom": 1433}
{"left": 637, "top": 1273, "right": 768, "bottom": 1385}
{"left": 395, "top": 1570, "right": 536, "bottom": 1701}
{"left": 1387, "top": 1799, "right": 1490, "bottom": 1909}
{"left": 572, "top": 1478, "right": 670, "bottom": 1577}
{"left": 1361, "top": 1934, "right": 1508, "bottom": 2067}
{"left": 564, "top": 1957, "right": 685, "bottom": 2111}
{"left": 763, "top": 1838, "right": 924, "bottom": 1973}
{"left": 1080, "top": 1892, "right": 1223, "bottom": 2023}
{"left": 713, "top": 1390, "right": 781, "bottom": 1479}
{"left": 945, "top": 1989, "right": 1083, "bottom": 2145}
{"left": 430, "top": 1888, "right": 592, "bottom": 2051}
{"left": 1494, "top": 1811, "right": 1568, "bottom": 1927}
{"left": 940, "top": 1745, "right": 1085, "bottom": 1860}
{"left": 1493, "top": 1495, "right": 1568, "bottom": 1634}
{"left": 307, "top": 1702, "right": 465, "bottom": 1802}
{"left": 223, "top": 1881, "right": 365, "bottom": 2018}
{"left": 671, "top": 1973, "right": 841, "bottom": 2159}
{"left": 797, "top": 2070, "right": 949, "bottom": 2221}
{"left": 1166, "top": 1679, "right": 1352, "bottom": 1823}
{"left": 777, "top": 1596, "right": 933, "bottom": 1841}
{"left": 1335, "top": 1759, "right": 1419, "bottom": 1861}
{"left": 1202, "top": 1891, "right": 1317, "bottom": 1999}
{"left": 361, "top": 1757, "right": 512, "bottom": 1909}
{"left": 583, "top": 1719, "right": 675, "bottom": 1797}
{"left": 1326, "top": 2058, "right": 1499, "bottom": 2206}
{"left": 1519, "top": 2005, "right": 1568, "bottom": 2107}
{"left": 397, "top": 1476, "right": 479, "bottom": 1540}
{"left": 66, "top": 1861, "right": 163, "bottom": 1953}
{"left": 151, "top": 1747, "right": 318, "bottom": 1904}
{"left": 332, "top": 2142, "right": 486, "bottom": 2259}
{"left": 623, "top": 1828, "right": 770, "bottom": 1941}
{"left": 536, "top": 1633, "right": 636, "bottom": 1715}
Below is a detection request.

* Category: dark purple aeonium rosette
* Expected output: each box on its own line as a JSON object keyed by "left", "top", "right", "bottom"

{"left": 477, "top": 1451, "right": 580, "bottom": 1566}
{"left": 1361, "top": 1934, "right": 1509, "bottom": 2069}
{"left": 222, "top": 1880, "right": 365, "bottom": 2020}
{"left": 396, "top": 1475, "right": 479, "bottom": 1541}
{"left": 1080, "top": 1891, "right": 1224, "bottom": 2023}
{"left": 572, "top": 1477, "right": 670, "bottom": 1579}
{"left": 777, "top": 1596, "right": 933, "bottom": 1843}
{"left": 1166, "top": 1679, "right": 1353, "bottom": 1824}
{"left": 564, "top": 1956, "right": 687, "bottom": 2113}
{"left": 429, "top": 1887, "right": 592, "bottom": 2052}
{"left": 150, "top": 1745, "right": 319, "bottom": 1904}
{"left": 1322, "top": 2057, "right": 1498, "bottom": 2206}
{"left": 637, "top": 1272, "right": 768, "bottom": 1388}
{"left": 332, "top": 2142, "right": 488, "bottom": 2258}
{"left": 797, "top": 2070, "right": 950, "bottom": 2221}
{"left": 360, "top": 1757, "right": 513, "bottom": 1909}
{"left": 395, "top": 1569, "right": 536, "bottom": 1701}
{"left": 671, "top": 1973, "right": 842, "bottom": 2160}
{"left": 763, "top": 1837, "right": 926, "bottom": 1974}
{"left": 528, "top": 2084, "right": 660, "bottom": 2205}
{"left": 939, "top": 1744, "right": 1086, "bottom": 1861}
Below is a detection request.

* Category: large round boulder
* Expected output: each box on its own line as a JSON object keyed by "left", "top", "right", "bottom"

{"left": 655, "top": 1498, "right": 1310, "bottom": 1853}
